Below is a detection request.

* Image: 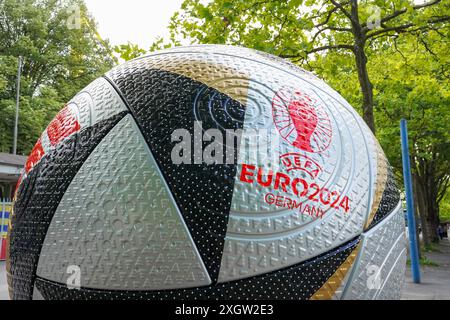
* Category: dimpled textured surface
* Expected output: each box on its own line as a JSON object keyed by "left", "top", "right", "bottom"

{"left": 8, "top": 113, "right": 126, "bottom": 300}
{"left": 105, "top": 67, "right": 246, "bottom": 282}
{"left": 33, "top": 238, "right": 359, "bottom": 300}
{"left": 106, "top": 48, "right": 377, "bottom": 285}
{"left": 38, "top": 78, "right": 127, "bottom": 155}
{"left": 36, "top": 115, "right": 211, "bottom": 290}
{"left": 67, "top": 77, "right": 128, "bottom": 129}
{"left": 8, "top": 44, "right": 405, "bottom": 300}
{"left": 213, "top": 51, "right": 373, "bottom": 282}
{"left": 342, "top": 203, "right": 406, "bottom": 300}
{"left": 366, "top": 166, "right": 401, "bottom": 229}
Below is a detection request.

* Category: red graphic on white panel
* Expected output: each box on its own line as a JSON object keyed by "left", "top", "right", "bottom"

{"left": 47, "top": 105, "right": 80, "bottom": 146}
{"left": 23, "top": 105, "right": 80, "bottom": 175}
{"left": 272, "top": 88, "right": 332, "bottom": 153}
{"left": 279, "top": 153, "right": 322, "bottom": 179}
{"left": 25, "top": 138, "right": 45, "bottom": 174}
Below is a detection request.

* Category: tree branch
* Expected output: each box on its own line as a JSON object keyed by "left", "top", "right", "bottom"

{"left": 273, "top": 15, "right": 289, "bottom": 45}
{"left": 330, "top": 0, "right": 355, "bottom": 24}
{"left": 307, "top": 44, "right": 354, "bottom": 54}
{"left": 419, "top": 37, "right": 438, "bottom": 57}
{"left": 362, "top": 0, "right": 442, "bottom": 31}
{"left": 314, "top": 6, "right": 339, "bottom": 28}
{"left": 366, "top": 14, "right": 450, "bottom": 39}
{"left": 437, "top": 175, "right": 450, "bottom": 203}
{"left": 311, "top": 26, "right": 352, "bottom": 44}
{"left": 280, "top": 43, "right": 355, "bottom": 59}
{"left": 366, "top": 23, "right": 414, "bottom": 38}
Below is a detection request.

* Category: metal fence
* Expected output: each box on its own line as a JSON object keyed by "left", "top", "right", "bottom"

{"left": 0, "top": 199, "right": 12, "bottom": 261}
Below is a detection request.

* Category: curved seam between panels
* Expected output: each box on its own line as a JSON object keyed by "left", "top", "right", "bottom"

{"left": 126, "top": 113, "right": 212, "bottom": 288}
{"left": 366, "top": 194, "right": 402, "bottom": 232}
{"left": 373, "top": 247, "right": 407, "bottom": 300}
{"left": 365, "top": 201, "right": 402, "bottom": 234}
{"left": 28, "top": 111, "right": 128, "bottom": 300}
{"left": 345, "top": 111, "right": 374, "bottom": 236}
{"left": 307, "top": 237, "right": 362, "bottom": 300}
{"left": 34, "top": 236, "right": 361, "bottom": 297}
{"left": 371, "top": 232, "right": 406, "bottom": 299}
{"left": 340, "top": 236, "right": 367, "bottom": 299}
{"left": 101, "top": 74, "right": 242, "bottom": 286}
{"left": 310, "top": 241, "right": 362, "bottom": 300}
{"left": 102, "top": 75, "right": 134, "bottom": 115}
{"left": 340, "top": 202, "right": 402, "bottom": 299}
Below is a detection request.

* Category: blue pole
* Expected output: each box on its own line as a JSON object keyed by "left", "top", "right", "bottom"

{"left": 400, "top": 119, "right": 421, "bottom": 283}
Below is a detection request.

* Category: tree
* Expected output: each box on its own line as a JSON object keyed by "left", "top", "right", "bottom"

{"left": 142, "top": 0, "right": 449, "bottom": 244}
{"left": 161, "top": 0, "right": 449, "bottom": 134}
{"left": 441, "top": 190, "right": 450, "bottom": 223}
{"left": 136, "top": 0, "right": 449, "bottom": 244}
{"left": 373, "top": 32, "right": 449, "bottom": 244}
{"left": 310, "top": 22, "right": 449, "bottom": 244}
{"left": 0, "top": 0, "right": 116, "bottom": 154}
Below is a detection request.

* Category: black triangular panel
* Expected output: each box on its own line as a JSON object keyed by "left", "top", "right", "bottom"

{"left": 105, "top": 67, "right": 246, "bottom": 282}
{"left": 9, "top": 113, "right": 127, "bottom": 299}
{"left": 34, "top": 238, "right": 360, "bottom": 299}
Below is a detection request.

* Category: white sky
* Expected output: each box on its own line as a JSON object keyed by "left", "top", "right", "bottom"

{"left": 84, "top": 0, "right": 185, "bottom": 49}
{"left": 84, "top": 0, "right": 430, "bottom": 49}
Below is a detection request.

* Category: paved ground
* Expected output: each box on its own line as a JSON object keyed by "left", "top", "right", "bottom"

{"left": 1, "top": 239, "right": 449, "bottom": 300}
{"left": 401, "top": 238, "right": 450, "bottom": 300}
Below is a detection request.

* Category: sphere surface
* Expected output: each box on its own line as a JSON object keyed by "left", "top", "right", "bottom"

{"left": 8, "top": 45, "right": 405, "bottom": 300}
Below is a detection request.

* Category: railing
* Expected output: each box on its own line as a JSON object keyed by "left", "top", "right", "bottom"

{"left": 0, "top": 199, "right": 12, "bottom": 261}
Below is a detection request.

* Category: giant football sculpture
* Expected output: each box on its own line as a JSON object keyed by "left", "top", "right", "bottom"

{"left": 7, "top": 45, "right": 405, "bottom": 300}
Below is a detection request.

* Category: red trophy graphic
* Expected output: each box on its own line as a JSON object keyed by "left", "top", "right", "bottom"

{"left": 273, "top": 88, "right": 332, "bottom": 153}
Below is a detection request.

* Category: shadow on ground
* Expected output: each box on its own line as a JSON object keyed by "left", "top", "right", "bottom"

{"left": 0, "top": 260, "right": 8, "bottom": 300}
{"left": 401, "top": 238, "right": 450, "bottom": 300}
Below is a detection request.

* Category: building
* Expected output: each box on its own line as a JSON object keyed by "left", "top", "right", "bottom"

{"left": 0, "top": 153, "right": 27, "bottom": 199}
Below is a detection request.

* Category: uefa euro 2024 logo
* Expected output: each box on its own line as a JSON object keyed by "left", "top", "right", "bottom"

{"left": 272, "top": 87, "right": 332, "bottom": 154}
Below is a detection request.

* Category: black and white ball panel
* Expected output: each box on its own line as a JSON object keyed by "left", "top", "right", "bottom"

{"left": 7, "top": 45, "right": 404, "bottom": 300}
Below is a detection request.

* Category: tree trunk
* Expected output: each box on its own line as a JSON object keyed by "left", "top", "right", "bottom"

{"left": 353, "top": 43, "right": 376, "bottom": 134}
{"left": 350, "top": 0, "right": 376, "bottom": 134}
{"left": 413, "top": 172, "right": 430, "bottom": 247}
{"left": 414, "top": 166, "right": 440, "bottom": 244}
{"left": 425, "top": 183, "right": 441, "bottom": 243}
{"left": 412, "top": 173, "right": 424, "bottom": 257}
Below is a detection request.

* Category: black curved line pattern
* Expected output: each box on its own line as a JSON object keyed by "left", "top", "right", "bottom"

{"left": 7, "top": 112, "right": 127, "bottom": 300}
{"left": 34, "top": 238, "right": 360, "bottom": 300}
{"left": 366, "top": 165, "right": 401, "bottom": 230}
{"left": 106, "top": 66, "right": 246, "bottom": 283}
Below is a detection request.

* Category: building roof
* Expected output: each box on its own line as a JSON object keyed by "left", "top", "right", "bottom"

{"left": 0, "top": 152, "right": 27, "bottom": 167}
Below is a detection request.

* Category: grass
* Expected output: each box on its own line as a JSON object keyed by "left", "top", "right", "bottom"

{"left": 407, "top": 257, "right": 439, "bottom": 267}
{"left": 422, "top": 243, "right": 442, "bottom": 253}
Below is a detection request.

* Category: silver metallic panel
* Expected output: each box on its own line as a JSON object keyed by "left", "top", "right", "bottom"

{"left": 32, "top": 286, "right": 44, "bottom": 300}
{"left": 215, "top": 53, "right": 374, "bottom": 282}
{"left": 373, "top": 248, "right": 407, "bottom": 300}
{"left": 67, "top": 77, "right": 127, "bottom": 129}
{"left": 332, "top": 261, "right": 357, "bottom": 300}
{"left": 114, "top": 46, "right": 390, "bottom": 288}
{"left": 36, "top": 77, "right": 127, "bottom": 157}
{"left": 40, "top": 130, "right": 52, "bottom": 154}
{"left": 341, "top": 202, "right": 406, "bottom": 300}
{"left": 36, "top": 115, "right": 211, "bottom": 290}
